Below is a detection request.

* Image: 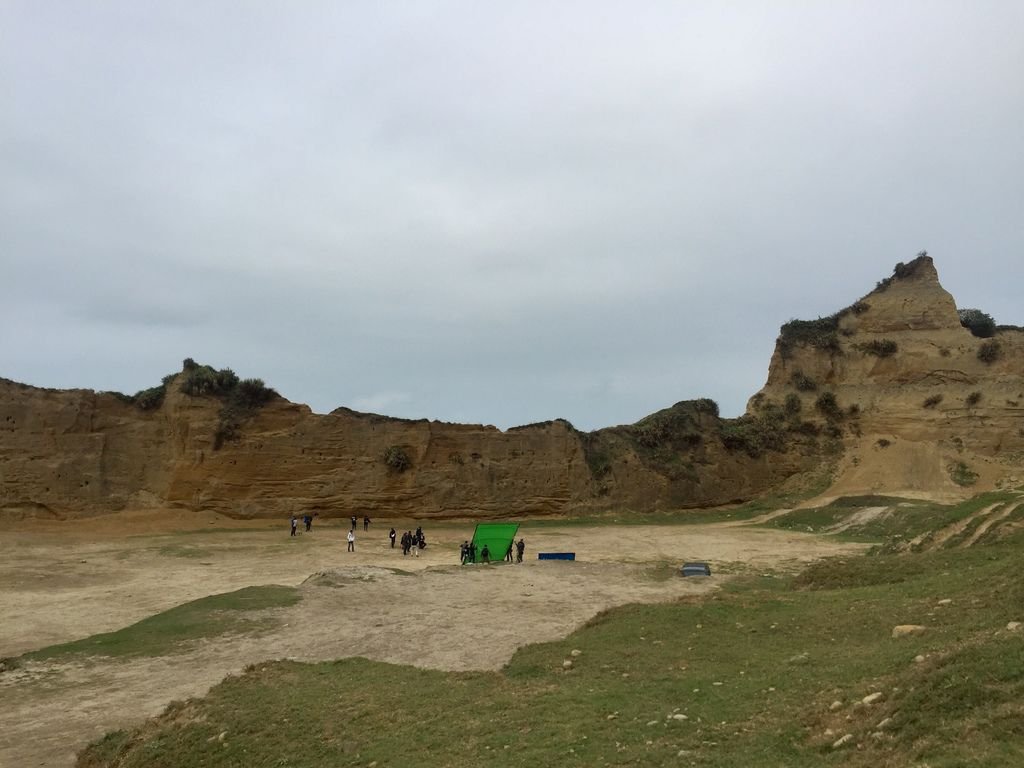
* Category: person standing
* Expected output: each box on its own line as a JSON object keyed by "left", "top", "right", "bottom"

{"left": 505, "top": 542, "right": 514, "bottom": 562}
{"left": 303, "top": 514, "right": 312, "bottom": 532}
{"left": 350, "top": 515, "right": 357, "bottom": 531}
{"left": 460, "top": 541, "right": 469, "bottom": 564}
{"left": 516, "top": 538, "right": 525, "bottom": 563}
{"left": 290, "top": 516, "right": 297, "bottom": 537}
{"left": 389, "top": 527, "right": 397, "bottom": 548}
{"left": 480, "top": 544, "right": 491, "bottom": 564}
{"left": 363, "top": 515, "right": 370, "bottom": 532}
{"left": 468, "top": 541, "right": 477, "bottom": 564}
{"left": 347, "top": 529, "right": 355, "bottom": 552}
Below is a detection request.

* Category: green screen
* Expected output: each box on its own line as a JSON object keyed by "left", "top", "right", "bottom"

{"left": 466, "top": 522, "right": 520, "bottom": 564}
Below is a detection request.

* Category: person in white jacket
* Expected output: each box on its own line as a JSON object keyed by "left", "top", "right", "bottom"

{"left": 347, "top": 530, "right": 355, "bottom": 552}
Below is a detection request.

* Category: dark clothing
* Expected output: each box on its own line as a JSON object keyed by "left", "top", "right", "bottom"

{"left": 290, "top": 519, "right": 297, "bottom": 537}
{"left": 480, "top": 545, "right": 490, "bottom": 563}
{"left": 350, "top": 516, "right": 357, "bottom": 531}
{"left": 516, "top": 540, "right": 525, "bottom": 563}
{"left": 363, "top": 516, "right": 370, "bottom": 531}
{"left": 389, "top": 528, "right": 396, "bottom": 548}
{"left": 303, "top": 515, "right": 312, "bottom": 532}
{"left": 505, "top": 544, "right": 514, "bottom": 562}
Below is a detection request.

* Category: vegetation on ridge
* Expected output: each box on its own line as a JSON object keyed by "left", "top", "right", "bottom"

{"left": 26, "top": 585, "right": 298, "bottom": 662}
{"left": 776, "top": 252, "right": 931, "bottom": 360}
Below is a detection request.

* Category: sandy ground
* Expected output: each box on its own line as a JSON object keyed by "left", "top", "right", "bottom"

{"left": 0, "top": 513, "right": 865, "bottom": 768}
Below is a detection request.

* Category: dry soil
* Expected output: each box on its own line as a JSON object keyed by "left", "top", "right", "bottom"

{"left": 0, "top": 512, "right": 865, "bottom": 768}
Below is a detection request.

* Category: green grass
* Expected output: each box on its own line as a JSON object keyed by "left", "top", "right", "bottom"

{"left": 28, "top": 586, "right": 299, "bottom": 662}
{"left": 78, "top": 526, "right": 1024, "bottom": 767}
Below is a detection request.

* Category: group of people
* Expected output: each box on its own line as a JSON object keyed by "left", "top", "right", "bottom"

{"left": 289, "top": 513, "right": 318, "bottom": 536}
{"left": 460, "top": 537, "right": 525, "bottom": 564}
{"left": 289, "top": 516, "right": 524, "bottom": 566}
{"left": 395, "top": 526, "right": 427, "bottom": 556}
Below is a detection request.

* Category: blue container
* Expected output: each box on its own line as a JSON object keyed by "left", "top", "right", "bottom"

{"left": 680, "top": 562, "right": 711, "bottom": 576}
{"left": 538, "top": 552, "right": 576, "bottom": 561}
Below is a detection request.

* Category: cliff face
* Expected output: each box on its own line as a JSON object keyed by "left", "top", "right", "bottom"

{"left": 751, "top": 256, "right": 1024, "bottom": 501}
{"left": 2, "top": 256, "right": 1021, "bottom": 520}
{"left": 1, "top": 378, "right": 814, "bottom": 520}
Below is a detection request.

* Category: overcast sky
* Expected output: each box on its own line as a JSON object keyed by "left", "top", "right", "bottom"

{"left": 2, "top": 2, "right": 1022, "bottom": 430}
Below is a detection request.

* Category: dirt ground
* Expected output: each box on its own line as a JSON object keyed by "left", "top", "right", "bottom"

{"left": 0, "top": 512, "right": 865, "bottom": 768}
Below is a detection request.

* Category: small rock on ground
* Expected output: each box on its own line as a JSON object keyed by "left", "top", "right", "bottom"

{"left": 892, "top": 624, "right": 927, "bottom": 639}
{"left": 832, "top": 734, "right": 854, "bottom": 749}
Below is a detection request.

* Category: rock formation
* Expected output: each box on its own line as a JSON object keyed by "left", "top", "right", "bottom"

{"left": 1, "top": 256, "right": 1021, "bottom": 520}
{"left": 750, "top": 255, "right": 1024, "bottom": 501}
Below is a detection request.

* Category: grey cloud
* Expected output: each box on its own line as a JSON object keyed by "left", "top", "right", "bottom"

{"left": 2, "top": 1, "right": 1022, "bottom": 429}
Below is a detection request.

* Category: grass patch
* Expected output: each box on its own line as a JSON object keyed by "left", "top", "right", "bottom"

{"left": 949, "top": 461, "right": 979, "bottom": 487}
{"left": 80, "top": 525, "right": 1024, "bottom": 768}
{"left": 28, "top": 585, "right": 299, "bottom": 661}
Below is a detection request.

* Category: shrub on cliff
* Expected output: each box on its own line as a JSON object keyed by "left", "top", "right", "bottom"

{"left": 176, "top": 360, "right": 279, "bottom": 449}
{"left": 958, "top": 309, "right": 996, "bottom": 339}
{"left": 874, "top": 251, "right": 930, "bottom": 292}
{"left": 977, "top": 340, "right": 1002, "bottom": 364}
{"left": 212, "top": 379, "right": 279, "bottom": 449}
{"left": 383, "top": 446, "right": 412, "bottom": 472}
{"left": 854, "top": 339, "right": 898, "bottom": 358}
{"left": 790, "top": 371, "right": 818, "bottom": 392}
{"left": 815, "top": 392, "right": 843, "bottom": 421}
{"left": 720, "top": 414, "right": 787, "bottom": 458}
{"left": 133, "top": 385, "right": 166, "bottom": 410}
{"left": 630, "top": 403, "right": 709, "bottom": 451}
{"left": 783, "top": 393, "right": 802, "bottom": 417}
{"left": 234, "top": 378, "right": 276, "bottom": 409}
{"left": 923, "top": 394, "right": 943, "bottom": 409}
{"left": 181, "top": 365, "right": 240, "bottom": 396}
{"left": 691, "top": 398, "right": 720, "bottom": 417}
{"left": 778, "top": 316, "right": 842, "bottom": 359}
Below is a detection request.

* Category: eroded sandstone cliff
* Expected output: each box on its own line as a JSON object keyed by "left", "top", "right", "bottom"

{"left": 1, "top": 256, "right": 1021, "bottom": 520}
{"left": 749, "top": 255, "right": 1024, "bottom": 501}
